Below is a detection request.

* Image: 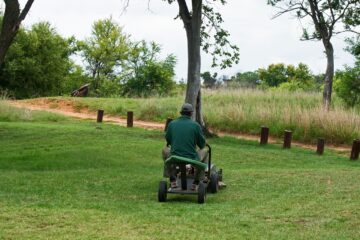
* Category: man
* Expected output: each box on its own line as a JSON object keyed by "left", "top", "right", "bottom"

{"left": 162, "top": 103, "right": 208, "bottom": 190}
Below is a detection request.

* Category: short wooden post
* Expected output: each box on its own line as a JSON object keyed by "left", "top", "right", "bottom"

{"left": 127, "top": 111, "right": 133, "bottom": 128}
{"left": 260, "top": 126, "right": 269, "bottom": 145}
{"left": 164, "top": 118, "right": 173, "bottom": 132}
{"left": 316, "top": 138, "right": 325, "bottom": 155}
{"left": 350, "top": 139, "right": 360, "bottom": 160}
{"left": 97, "top": 109, "right": 104, "bottom": 123}
{"left": 283, "top": 130, "right": 292, "bottom": 149}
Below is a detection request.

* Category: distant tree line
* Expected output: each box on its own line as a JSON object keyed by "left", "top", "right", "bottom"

{"left": 202, "top": 37, "right": 360, "bottom": 108}
{"left": 0, "top": 17, "right": 177, "bottom": 99}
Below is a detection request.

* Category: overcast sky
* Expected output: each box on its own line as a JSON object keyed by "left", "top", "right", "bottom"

{"left": 17, "top": 0, "right": 357, "bottom": 80}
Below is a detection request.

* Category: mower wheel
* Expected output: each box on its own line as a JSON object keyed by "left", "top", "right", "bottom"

{"left": 209, "top": 173, "right": 219, "bottom": 193}
{"left": 197, "top": 182, "right": 206, "bottom": 204}
{"left": 158, "top": 181, "right": 167, "bottom": 202}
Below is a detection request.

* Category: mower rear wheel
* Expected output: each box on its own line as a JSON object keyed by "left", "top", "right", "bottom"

{"left": 197, "top": 182, "right": 206, "bottom": 204}
{"left": 209, "top": 173, "right": 219, "bottom": 193}
{"left": 158, "top": 181, "right": 167, "bottom": 202}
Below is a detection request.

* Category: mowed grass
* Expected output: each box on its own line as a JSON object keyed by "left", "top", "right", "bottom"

{"left": 1, "top": 105, "right": 360, "bottom": 239}
{"left": 35, "top": 88, "right": 360, "bottom": 145}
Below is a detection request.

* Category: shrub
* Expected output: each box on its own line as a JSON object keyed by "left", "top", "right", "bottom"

{"left": 334, "top": 61, "right": 360, "bottom": 107}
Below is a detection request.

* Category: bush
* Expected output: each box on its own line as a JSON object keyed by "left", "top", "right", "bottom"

{"left": 0, "top": 22, "right": 74, "bottom": 99}
{"left": 334, "top": 61, "right": 360, "bottom": 107}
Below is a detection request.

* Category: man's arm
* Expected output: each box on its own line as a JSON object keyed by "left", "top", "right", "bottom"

{"left": 165, "top": 124, "right": 172, "bottom": 146}
{"left": 196, "top": 125, "right": 206, "bottom": 149}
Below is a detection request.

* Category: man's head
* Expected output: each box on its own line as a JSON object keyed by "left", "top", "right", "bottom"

{"left": 180, "top": 103, "right": 193, "bottom": 117}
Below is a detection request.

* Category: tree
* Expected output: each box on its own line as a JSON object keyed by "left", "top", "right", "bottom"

{"left": 78, "top": 17, "right": 130, "bottom": 92}
{"left": 346, "top": 36, "right": 360, "bottom": 59}
{"left": 201, "top": 71, "right": 217, "bottom": 88}
{"left": 258, "top": 63, "right": 315, "bottom": 90}
{"left": 258, "top": 63, "right": 288, "bottom": 87}
{"left": 334, "top": 61, "right": 360, "bottom": 107}
{"left": 123, "top": 1, "right": 239, "bottom": 130}
{"left": 268, "top": 0, "right": 359, "bottom": 110}
{"left": 121, "top": 41, "right": 176, "bottom": 97}
{"left": 334, "top": 36, "right": 360, "bottom": 107}
{"left": 169, "top": 0, "right": 239, "bottom": 127}
{"left": 230, "top": 71, "right": 259, "bottom": 88}
{"left": 0, "top": 0, "right": 34, "bottom": 67}
{"left": 0, "top": 22, "right": 75, "bottom": 98}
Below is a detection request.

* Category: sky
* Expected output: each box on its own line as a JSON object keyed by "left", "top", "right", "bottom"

{"left": 16, "top": 0, "right": 358, "bottom": 81}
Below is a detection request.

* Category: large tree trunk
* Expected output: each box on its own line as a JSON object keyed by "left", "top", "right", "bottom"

{"left": 0, "top": 0, "right": 34, "bottom": 67}
{"left": 323, "top": 41, "right": 334, "bottom": 111}
{"left": 180, "top": 0, "right": 205, "bottom": 127}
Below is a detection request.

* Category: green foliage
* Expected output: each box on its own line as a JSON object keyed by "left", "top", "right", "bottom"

{"left": 78, "top": 18, "right": 176, "bottom": 98}
{"left": 258, "top": 63, "right": 315, "bottom": 90}
{"left": 334, "top": 61, "right": 360, "bottom": 107}
{"left": 78, "top": 17, "right": 130, "bottom": 92}
{"left": 230, "top": 71, "right": 259, "bottom": 88}
{"left": 258, "top": 63, "right": 288, "bottom": 87}
{"left": 61, "top": 65, "right": 91, "bottom": 95}
{"left": 201, "top": 3, "right": 240, "bottom": 69}
{"left": 0, "top": 22, "right": 75, "bottom": 98}
{"left": 201, "top": 71, "right": 218, "bottom": 88}
{"left": 164, "top": 0, "right": 239, "bottom": 69}
{"left": 121, "top": 41, "right": 176, "bottom": 97}
{"left": 335, "top": 36, "right": 360, "bottom": 107}
{"left": 346, "top": 36, "right": 360, "bottom": 59}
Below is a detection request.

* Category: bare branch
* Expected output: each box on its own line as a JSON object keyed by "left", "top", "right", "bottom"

{"left": 120, "top": 0, "right": 130, "bottom": 15}
{"left": 272, "top": 6, "right": 302, "bottom": 19}
{"left": 18, "top": 0, "right": 34, "bottom": 24}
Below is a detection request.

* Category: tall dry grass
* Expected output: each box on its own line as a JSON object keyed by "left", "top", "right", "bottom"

{"left": 202, "top": 89, "right": 360, "bottom": 144}
{"left": 51, "top": 89, "right": 360, "bottom": 144}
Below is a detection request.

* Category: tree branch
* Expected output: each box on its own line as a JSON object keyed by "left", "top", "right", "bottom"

{"left": 177, "top": 0, "right": 191, "bottom": 24}
{"left": 18, "top": 0, "right": 35, "bottom": 24}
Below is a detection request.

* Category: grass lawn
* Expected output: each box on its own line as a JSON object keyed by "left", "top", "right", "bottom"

{"left": 1, "top": 110, "right": 360, "bottom": 239}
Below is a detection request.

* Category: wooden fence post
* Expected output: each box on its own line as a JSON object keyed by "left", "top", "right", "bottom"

{"left": 97, "top": 110, "right": 104, "bottom": 123}
{"left": 350, "top": 139, "right": 360, "bottom": 160}
{"left": 283, "top": 130, "right": 292, "bottom": 149}
{"left": 127, "top": 111, "right": 133, "bottom": 128}
{"left": 260, "top": 126, "right": 269, "bottom": 145}
{"left": 316, "top": 138, "right": 325, "bottom": 155}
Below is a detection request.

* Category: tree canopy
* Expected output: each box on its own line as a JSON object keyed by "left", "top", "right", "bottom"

{"left": 0, "top": 22, "right": 75, "bottom": 98}
{"left": 268, "top": 0, "right": 359, "bottom": 110}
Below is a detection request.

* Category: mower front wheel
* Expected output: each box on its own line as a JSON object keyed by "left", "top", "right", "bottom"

{"left": 209, "top": 173, "right": 219, "bottom": 193}
{"left": 158, "top": 181, "right": 167, "bottom": 202}
{"left": 197, "top": 182, "right": 206, "bottom": 204}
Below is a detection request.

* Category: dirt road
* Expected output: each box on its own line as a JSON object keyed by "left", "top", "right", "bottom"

{"left": 7, "top": 99, "right": 351, "bottom": 153}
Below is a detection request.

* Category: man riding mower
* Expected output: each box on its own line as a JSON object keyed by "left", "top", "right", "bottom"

{"left": 158, "top": 103, "right": 223, "bottom": 204}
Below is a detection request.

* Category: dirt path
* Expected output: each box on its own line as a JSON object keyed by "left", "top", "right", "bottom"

{"left": 7, "top": 99, "right": 351, "bottom": 153}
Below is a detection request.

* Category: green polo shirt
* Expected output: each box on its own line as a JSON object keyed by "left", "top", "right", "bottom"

{"left": 165, "top": 115, "right": 206, "bottom": 161}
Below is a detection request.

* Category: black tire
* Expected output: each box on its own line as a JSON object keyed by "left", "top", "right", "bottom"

{"left": 180, "top": 164, "right": 187, "bottom": 190}
{"left": 158, "top": 181, "right": 167, "bottom": 202}
{"left": 209, "top": 173, "right": 219, "bottom": 193}
{"left": 197, "top": 182, "right": 206, "bottom": 204}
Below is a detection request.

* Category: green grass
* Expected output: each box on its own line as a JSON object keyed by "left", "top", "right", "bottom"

{"left": 0, "top": 100, "right": 69, "bottom": 122}
{"left": 1, "top": 104, "right": 360, "bottom": 239}
{"left": 36, "top": 88, "right": 360, "bottom": 145}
